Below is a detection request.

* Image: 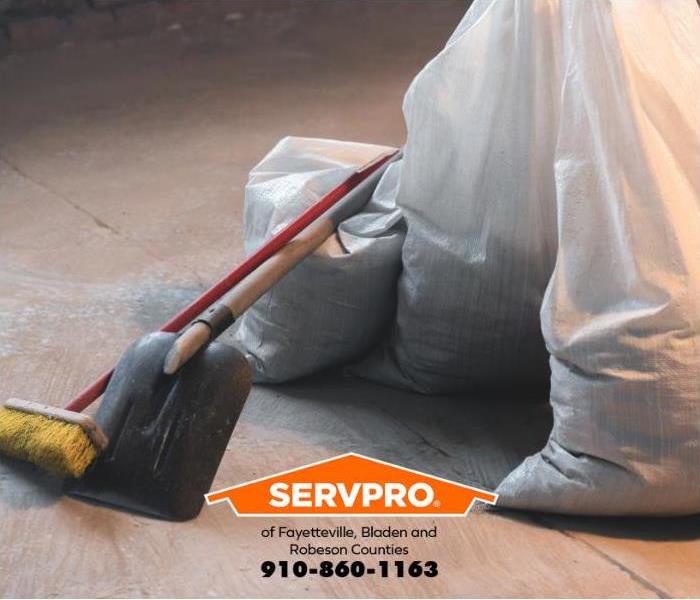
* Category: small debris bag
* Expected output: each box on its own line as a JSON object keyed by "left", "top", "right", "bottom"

{"left": 233, "top": 137, "right": 404, "bottom": 382}
{"left": 236, "top": 0, "right": 700, "bottom": 515}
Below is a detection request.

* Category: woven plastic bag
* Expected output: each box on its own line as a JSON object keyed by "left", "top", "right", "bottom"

{"left": 232, "top": 137, "right": 404, "bottom": 383}
{"left": 357, "top": 0, "right": 699, "bottom": 514}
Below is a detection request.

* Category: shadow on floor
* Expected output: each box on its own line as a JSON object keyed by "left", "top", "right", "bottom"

{"left": 248, "top": 367, "right": 552, "bottom": 490}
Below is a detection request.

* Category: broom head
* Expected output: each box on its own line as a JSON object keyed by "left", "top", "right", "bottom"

{"left": 0, "top": 398, "right": 108, "bottom": 478}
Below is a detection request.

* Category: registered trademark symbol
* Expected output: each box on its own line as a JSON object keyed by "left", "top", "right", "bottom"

{"left": 433, "top": 499, "right": 441, "bottom": 507}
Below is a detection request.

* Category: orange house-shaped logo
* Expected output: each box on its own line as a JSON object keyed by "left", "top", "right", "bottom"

{"left": 206, "top": 453, "right": 497, "bottom": 517}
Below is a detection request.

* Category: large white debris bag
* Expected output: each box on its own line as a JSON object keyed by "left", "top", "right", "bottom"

{"left": 496, "top": 0, "right": 700, "bottom": 515}
{"left": 352, "top": 0, "right": 560, "bottom": 394}
{"left": 233, "top": 137, "right": 405, "bottom": 382}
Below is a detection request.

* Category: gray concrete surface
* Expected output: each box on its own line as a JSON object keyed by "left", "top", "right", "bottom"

{"left": 1, "top": 2, "right": 699, "bottom": 597}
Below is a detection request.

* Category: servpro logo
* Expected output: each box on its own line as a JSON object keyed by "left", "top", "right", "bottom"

{"left": 205, "top": 453, "right": 497, "bottom": 517}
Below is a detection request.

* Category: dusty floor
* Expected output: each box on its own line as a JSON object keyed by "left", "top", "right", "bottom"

{"left": 1, "top": 1, "right": 699, "bottom": 597}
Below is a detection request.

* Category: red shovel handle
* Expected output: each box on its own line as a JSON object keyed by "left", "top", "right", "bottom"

{"left": 66, "top": 150, "right": 398, "bottom": 413}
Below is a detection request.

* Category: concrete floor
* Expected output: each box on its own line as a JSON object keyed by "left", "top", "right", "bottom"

{"left": 1, "top": 1, "right": 699, "bottom": 597}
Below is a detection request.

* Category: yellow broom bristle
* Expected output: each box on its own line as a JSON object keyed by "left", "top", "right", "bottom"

{"left": 0, "top": 407, "right": 98, "bottom": 478}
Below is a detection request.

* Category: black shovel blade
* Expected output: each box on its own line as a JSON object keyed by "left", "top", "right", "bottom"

{"left": 68, "top": 332, "right": 251, "bottom": 521}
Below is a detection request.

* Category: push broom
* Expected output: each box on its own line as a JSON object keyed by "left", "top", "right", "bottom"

{"left": 0, "top": 149, "right": 399, "bottom": 488}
